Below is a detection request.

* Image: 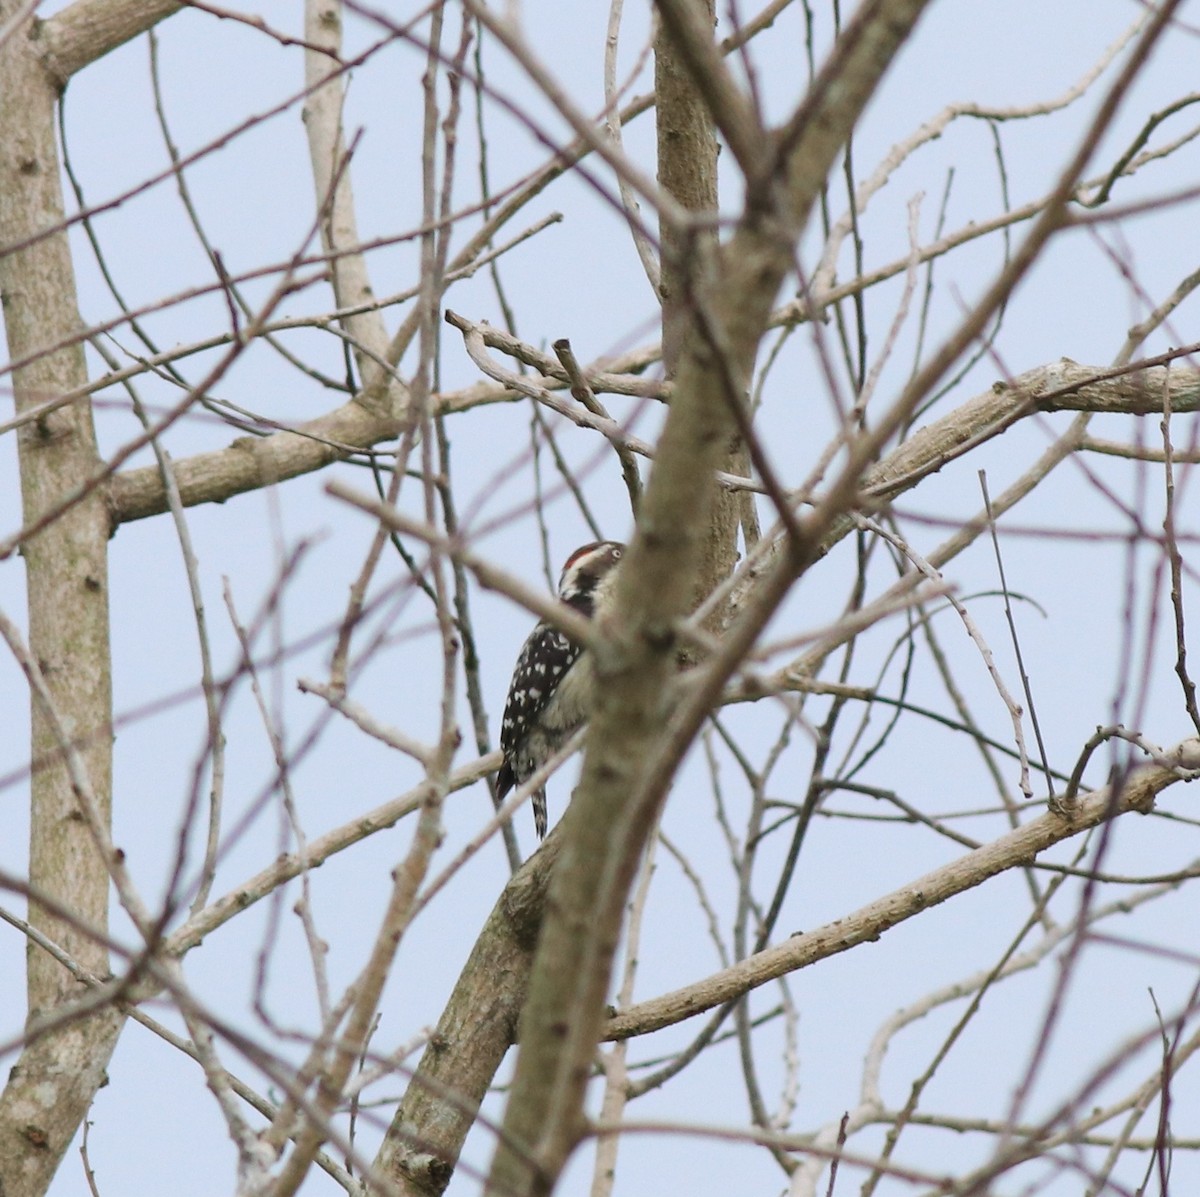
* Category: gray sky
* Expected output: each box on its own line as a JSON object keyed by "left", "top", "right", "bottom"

{"left": 3, "top": 2, "right": 1200, "bottom": 1194}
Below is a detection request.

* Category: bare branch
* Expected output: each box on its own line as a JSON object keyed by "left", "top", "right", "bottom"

{"left": 607, "top": 739, "right": 1200, "bottom": 1039}
{"left": 38, "top": 0, "right": 184, "bottom": 84}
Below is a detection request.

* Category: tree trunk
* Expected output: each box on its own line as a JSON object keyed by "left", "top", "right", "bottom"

{"left": 0, "top": 10, "right": 121, "bottom": 1194}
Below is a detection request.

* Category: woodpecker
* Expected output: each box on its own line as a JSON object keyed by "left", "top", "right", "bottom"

{"left": 495, "top": 540, "right": 625, "bottom": 839}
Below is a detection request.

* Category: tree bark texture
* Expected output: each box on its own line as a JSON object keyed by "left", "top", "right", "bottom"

{"left": 0, "top": 10, "right": 121, "bottom": 1195}
{"left": 376, "top": 840, "right": 560, "bottom": 1195}
{"left": 654, "top": 0, "right": 747, "bottom": 619}
{"left": 484, "top": 3, "right": 936, "bottom": 1194}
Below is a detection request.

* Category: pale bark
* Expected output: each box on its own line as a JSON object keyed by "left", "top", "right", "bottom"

{"left": 375, "top": 839, "right": 560, "bottom": 1196}
{"left": 107, "top": 354, "right": 1200, "bottom": 526}
{"left": 654, "top": 0, "right": 747, "bottom": 618}
{"left": 606, "top": 740, "right": 1200, "bottom": 1038}
{"left": 302, "top": 0, "right": 411, "bottom": 427}
{"left": 0, "top": 1, "right": 1187, "bottom": 1192}
{"left": 484, "top": 3, "right": 937, "bottom": 1195}
{"left": 0, "top": 8, "right": 121, "bottom": 1194}
{"left": 37, "top": 0, "right": 184, "bottom": 85}
{"left": 110, "top": 376, "right": 403, "bottom": 524}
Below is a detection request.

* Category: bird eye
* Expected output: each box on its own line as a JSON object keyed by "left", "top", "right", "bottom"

{"left": 612, "top": 548, "right": 622, "bottom": 558}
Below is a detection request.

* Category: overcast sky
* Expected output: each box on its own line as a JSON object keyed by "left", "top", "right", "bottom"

{"left": 3, "top": 2, "right": 1200, "bottom": 1195}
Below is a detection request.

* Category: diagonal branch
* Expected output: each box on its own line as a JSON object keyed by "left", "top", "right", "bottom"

{"left": 606, "top": 739, "right": 1200, "bottom": 1039}
{"left": 38, "top": 0, "right": 184, "bottom": 85}
{"left": 375, "top": 836, "right": 564, "bottom": 1196}
{"left": 483, "top": 3, "right": 940, "bottom": 1195}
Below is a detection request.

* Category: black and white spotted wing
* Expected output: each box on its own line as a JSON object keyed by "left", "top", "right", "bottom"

{"left": 494, "top": 620, "right": 583, "bottom": 803}
{"left": 493, "top": 541, "right": 623, "bottom": 839}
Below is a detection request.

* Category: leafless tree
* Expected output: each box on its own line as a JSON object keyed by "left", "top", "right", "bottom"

{"left": 2, "top": 2, "right": 1200, "bottom": 1196}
